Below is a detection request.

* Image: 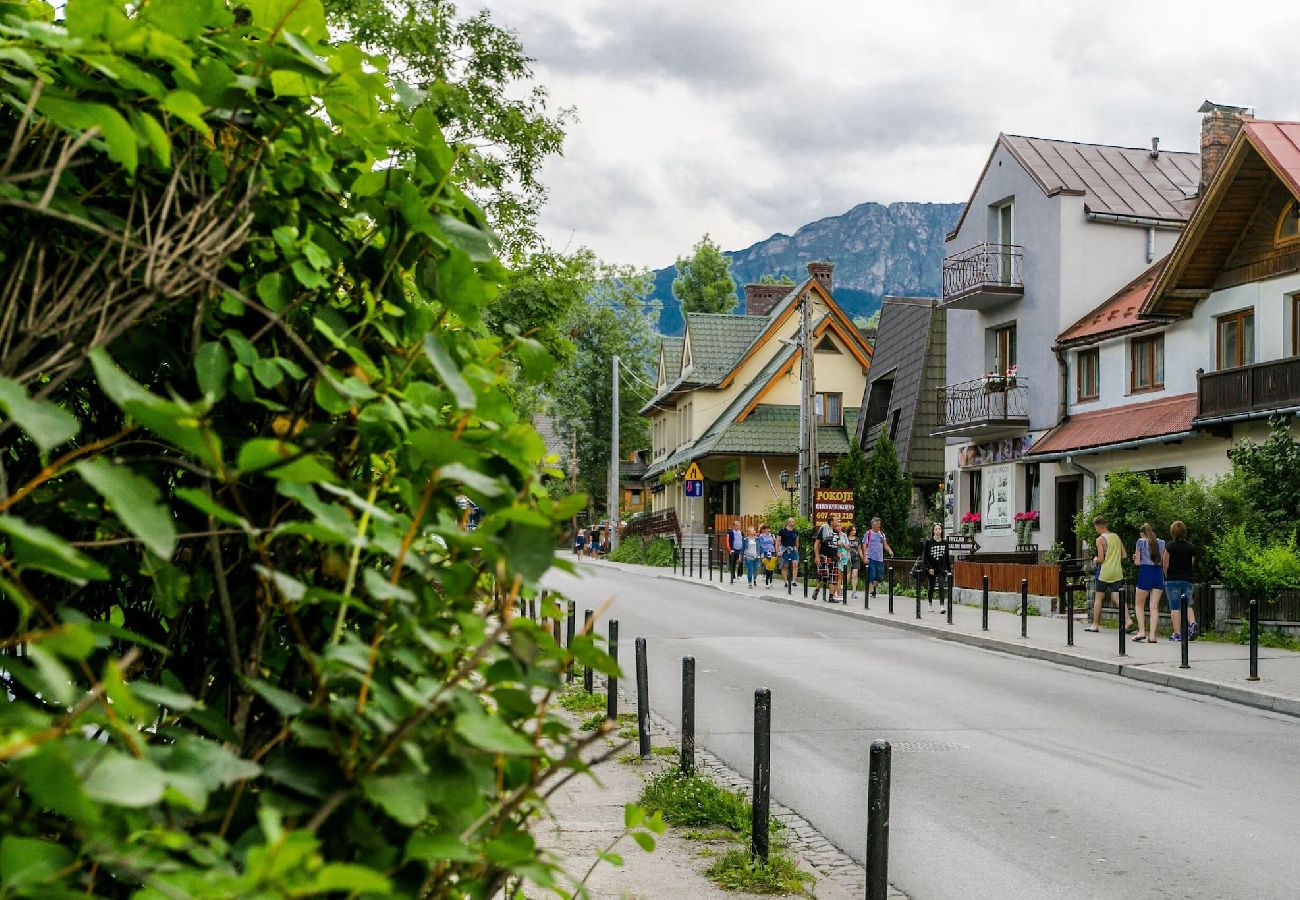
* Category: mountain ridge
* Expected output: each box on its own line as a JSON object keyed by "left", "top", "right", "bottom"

{"left": 651, "top": 200, "right": 963, "bottom": 335}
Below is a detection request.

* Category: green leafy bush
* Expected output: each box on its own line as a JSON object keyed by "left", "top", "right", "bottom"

{"left": 644, "top": 537, "right": 676, "bottom": 567}
{"left": 0, "top": 2, "right": 613, "bottom": 896}
{"left": 609, "top": 535, "right": 647, "bottom": 563}
{"left": 638, "top": 771, "right": 750, "bottom": 833}
{"left": 1214, "top": 526, "right": 1300, "bottom": 600}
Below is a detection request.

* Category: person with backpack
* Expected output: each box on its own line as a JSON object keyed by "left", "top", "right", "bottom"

{"left": 922, "top": 523, "right": 951, "bottom": 611}
{"left": 726, "top": 520, "right": 745, "bottom": 583}
{"left": 1164, "top": 520, "right": 1199, "bottom": 641}
{"left": 812, "top": 514, "right": 840, "bottom": 603}
{"left": 862, "top": 517, "right": 894, "bottom": 599}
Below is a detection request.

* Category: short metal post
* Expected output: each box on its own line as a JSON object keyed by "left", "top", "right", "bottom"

{"left": 673, "top": 543, "right": 679, "bottom": 574}
{"left": 981, "top": 575, "right": 989, "bottom": 631}
{"left": 1248, "top": 598, "right": 1259, "bottom": 681}
{"left": 926, "top": 571, "right": 933, "bottom": 609}
{"left": 803, "top": 558, "right": 809, "bottom": 597}
{"left": 681, "top": 657, "right": 695, "bottom": 777}
{"left": 915, "top": 574, "right": 921, "bottom": 619}
{"left": 751, "top": 688, "right": 771, "bottom": 864}
{"left": 1020, "top": 578, "right": 1028, "bottom": 638}
{"left": 1180, "top": 587, "right": 1190, "bottom": 668}
{"left": 887, "top": 568, "right": 894, "bottom": 614}
{"left": 583, "top": 609, "right": 594, "bottom": 693}
{"left": 566, "top": 600, "right": 576, "bottom": 682}
{"left": 709, "top": 544, "right": 714, "bottom": 581}
{"left": 553, "top": 615, "right": 561, "bottom": 647}
{"left": 866, "top": 740, "right": 892, "bottom": 900}
{"left": 1118, "top": 586, "right": 1126, "bottom": 657}
{"left": 606, "top": 619, "right": 619, "bottom": 720}
{"left": 635, "top": 637, "right": 650, "bottom": 758}
{"left": 946, "top": 573, "right": 954, "bottom": 625}
{"left": 1063, "top": 569, "right": 1073, "bottom": 647}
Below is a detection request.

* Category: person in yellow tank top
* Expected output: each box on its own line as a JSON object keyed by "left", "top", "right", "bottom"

{"left": 1085, "top": 515, "right": 1132, "bottom": 633}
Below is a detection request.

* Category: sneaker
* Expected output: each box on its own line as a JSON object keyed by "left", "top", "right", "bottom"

{"left": 1189, "top": 622, "right": 1200, "bottom": 641}
{"left": 1168, "top": 633, "right": 1182, "bottom": 642}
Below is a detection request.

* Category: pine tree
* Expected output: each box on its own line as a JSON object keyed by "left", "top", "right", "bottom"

{"left": 831, "top": 441, "right": 870, "bottom": 532}
{"left": 860, "top": 430, "right": 914, "bottom": 554}
{"left": 672, "top": 233, "right": 737, "bottom": 314}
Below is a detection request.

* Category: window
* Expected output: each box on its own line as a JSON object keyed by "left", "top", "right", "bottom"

{"left": 1130, "top": 334, "right": 1164, "bottom": 393}
{"left": 1024, "top": 463, "right": 1040, "bottom": 514}
{"left": 1216, "top": 309, "right": 1255, "bottom": 370}
{"left": 862, "top": 374, "right": 895, "bottom": 430}
{"left": 993, "top": 202, "right": 1014, "bottom": 284}
{"left": 1292, "top": 294, "right": 1300, "bottom": 357}
{"left": 889, "top": 408, "right": 902, "bottom": 441}
{"left": 814, "top": 392, "right": 843, "bottom": 426}
{"left": 815, "top": 335, "right": 842, "bottom": 354}
{"left": 1278, "top": 201, "right": 1300, "bottom": 246}
{"left": 967, "top": 469, "right": 982, "bottom": 520}
{"left": 1077, "top": 348, "right": 1099, "bottom": 402}
{"left": 992, "top": 324, "right": 1016, "bottom": 374}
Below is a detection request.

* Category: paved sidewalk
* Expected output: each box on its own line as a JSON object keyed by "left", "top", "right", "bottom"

{"left": 537, "top": 706, "right": 901, "bottom": 898}
{"left": 590, "top": 558, "right": 1300, "bottom": 718}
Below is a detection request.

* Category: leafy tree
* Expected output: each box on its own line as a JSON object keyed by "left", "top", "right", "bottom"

{"left": 0, "top": 2, "right": 643, "bottom": 895}
{"left": 1227, "top": 416, "right": 1300, "bottom": 542}
{"left": 831, "top": 441, "right": 870, "bottom": 532}
{"left": 860, "top": 431, "right": 914, "bottom": 554}
{"left": 552, "top": 267, "right": 658, "bottom": 518}
{"left": 323, "top": 0, "right": 571, "bottom": 253}
{"left": 672, "top": 233, "right": 737, "bottom": 314}
{"left": 758, "top": 273, "right": 795, "bottom": 285}
{"left": 1214, "top": 525, "right": 1300, "bottom": 600}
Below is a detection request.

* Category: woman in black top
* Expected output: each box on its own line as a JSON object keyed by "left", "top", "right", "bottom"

{"left": 922, "top": 523, "right": 951, "bottom": 610}
{"left": 1163, "top": 520, "right": 1199, "bottom": 641}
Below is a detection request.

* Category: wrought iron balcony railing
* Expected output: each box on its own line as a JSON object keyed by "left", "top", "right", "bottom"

{"left": 933, "top": 376, "right": 1030, "bottom": 437}
{"left": 941, "top": 242, "right": 1024, "bottom": 309}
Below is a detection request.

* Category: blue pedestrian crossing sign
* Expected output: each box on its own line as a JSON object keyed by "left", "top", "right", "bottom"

{"left": 683, "top": 462, "right": 703, "bottom": 498}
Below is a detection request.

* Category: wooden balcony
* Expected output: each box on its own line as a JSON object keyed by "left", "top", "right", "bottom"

{"left": 941, "top": 242, "right": 1024, "bottom": 310}
{"left": 1195, "top": 356, "right": 1300, "bottom": 422}
{"left": 932, "top": 377, "right": 1031, "bottom": 439}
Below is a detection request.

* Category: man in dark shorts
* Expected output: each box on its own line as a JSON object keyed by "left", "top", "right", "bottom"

{"left": 812, "top": 514, "right": 840, "bottom": 603}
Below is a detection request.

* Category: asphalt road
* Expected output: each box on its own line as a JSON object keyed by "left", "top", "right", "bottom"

{"left": 544, "top": 563, "right": 1300, "bottom": 900}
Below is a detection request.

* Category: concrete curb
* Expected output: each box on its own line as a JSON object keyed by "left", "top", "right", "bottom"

{"left": 591, "top": 559, "right": 1300, "bottom": 720}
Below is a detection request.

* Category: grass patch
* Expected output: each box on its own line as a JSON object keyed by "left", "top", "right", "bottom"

{"left": 557, "top": 687, "right": 607, "bottom": 715}
{"left": 704, "top": 847, "right": 815, "bottom": 896}
{"left": 1194, "top": 622, "right": 1300, "bottom": 651}
{"left": 617, "top": 722, "right": 638, "bottom": 740}
{"left": 682, "top": 827, "right": 738, "bottom": 842}
{"left": 651, "top": 745, "right": 678, "bottom": 757}
{"left": 617, "top": 752, "right": 645, "bottom": 766}
{"left": 578, "top": 712, "right": 605, "bottom": 732}
{"left": 638, "top": 770, "right": 750, "bottom": 834}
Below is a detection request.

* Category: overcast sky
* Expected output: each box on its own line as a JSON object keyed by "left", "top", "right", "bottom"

{"left": 479, "top": 0, "right": 1299, "bottom": 269}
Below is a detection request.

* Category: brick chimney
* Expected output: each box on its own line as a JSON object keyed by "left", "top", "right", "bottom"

{"left": 1198, "top": 101, "right": 1253, "bottom": 195}
{"left": 743, "top": 283, "right": 790, "bottom": 317}
{"left": 806, "top": 260, "right": 833, "bottom": 294}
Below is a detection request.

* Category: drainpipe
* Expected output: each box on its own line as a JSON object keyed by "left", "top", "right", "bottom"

{"left": 1063, "top": 455, "right": 1097, "bottom": 503}
{"left": 1146, "top": 226, "right": 1156, "bottom": 264}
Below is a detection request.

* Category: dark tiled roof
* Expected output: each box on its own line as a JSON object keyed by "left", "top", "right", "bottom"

{"left": 710, "top": 405, "right": 859, "bottom": 456}
{"left": 531, "top": 413, "right": 567, "bottom": 460}
{"left": 684, "top": 312, "right": 768, "bottom": 384}
{"left": 1004, "top": 135, "right": 1200, "bottom": 221}
{"left": 1027, "top": 393, "right": 1197, "bottom": 456}
{"left": 659, "top": 336, "right": 684, "bottom": 383}
{"left": 1057, "top": 257, "right": 1167, "bottom": 346}
{"left": 855, "top": 297, "right": 945, "bottom": 480}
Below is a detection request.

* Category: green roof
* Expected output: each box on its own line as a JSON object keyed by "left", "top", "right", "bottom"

{"left": 684, "top": 313, "right": 768, "bottom": 384}
{"left": 659, "top": 336, "right": 684, "bottom": 383}
{"left": 711, "top": 405, "right": 859, "bottom": 456}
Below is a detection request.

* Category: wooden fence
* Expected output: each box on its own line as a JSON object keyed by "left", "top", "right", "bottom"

{"left": 955, "top": 559, "right": 1059, "bottom": 596}
{"left": 712, "top": 514, "right": 767, "bottom": 536}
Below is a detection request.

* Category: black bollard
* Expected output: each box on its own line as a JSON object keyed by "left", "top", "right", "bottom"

{"left": 888, "top": 567, "right": 894, "bottom": 614}
{"left": 566, "top": 600, "right": 576, "bottom": 683}
{"left": 583, "top": 609, "right": 594, "bottom": 693}
{"left": 709, "top": 544, "right": 714, "bottom": 581}
{"left": 1248, "top": 598, "right": 1259, "bottom": 681}
{"left": 866, "top": 740, "right": 892, "bottom": 900}
{"left": 803, "top": 558, "right": 809, "bottom": 598}
{"left": 1020, "top": 578, "right": 1028, "bottom": 638}
{"left": 982, "top": 574, "right": 989, "bottom": 631}
{"left": 606, "top": 619, "right": 619, "bottom": 720}
{"left": 553, "top": 615, "right": 561, "bottom": 648}
{"left": 915, "top": 573, "right": 922, "bottom": 620}
{"left": 926, "top": 571, "right": 933, "bottom": 610}
{"left": 673, "top": 543, "right": 679, "bottom": 574}
{"left": 1118, "top": 585, "right": 1126, "bottom": 657}
{"left": 1062, "top": 569, "right": 1073, "bottom": 647}
{"left": 635, "top": 637, "right": 650, "bottom": 758}
{"left": 947, "top": 572, "right": 954, "bottom": 625}
{"left": 751, "top": 688, "right": 771, "bottom": 864}
{"left": 1180, "top": 590, "right": 1190, "bottom": 669}
{"left": 681, "top": 656, "right": 695, "bottom": 777}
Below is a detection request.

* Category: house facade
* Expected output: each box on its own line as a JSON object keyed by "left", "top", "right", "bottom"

{"left": 939, "top": 125, "right": 1203, "bottom": 551}
{"left": 642, "top": 262, "right": 872, "bottom": 534}
{"left": 1023, "top": 110, "right": 1300, "bottom": 553}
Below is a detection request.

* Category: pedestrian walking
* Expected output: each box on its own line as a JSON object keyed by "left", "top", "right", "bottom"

{"left": 1085, "top": 515, "right": 1130, "bottom": 633}
{"left": 758, "top": 523, "right": 778, "bottom": 586}
{"left": 726, "top": 520, "right": 744, "bottom": 583}
{"left": 743, "top": 526, "right": 761, "bottom": 588}
{"left": 862, "top": 517, "right": 894, "bottom": 599}
{"left": 777, "top": 516, "right": 800, "bottom": 591}
{"left": 1163, "top": 520, "right": 1199, "bottom": 641}
{"left": 812, "top": 514, "right": 839, "bottom": 602}
{"left": 574, "top": 528, "right": 586, "bottom": 556}
{"left": 844, "top": 525, "right": 862, "bottom": 601}
{"left": 1131, "top": 522, "right": 1166, "bottom": 642}
{"left": 923, "top": 523, "right": 951, "bottom": 611}
{"left": 835, "top": 525, "right": 851, "bottom": 603}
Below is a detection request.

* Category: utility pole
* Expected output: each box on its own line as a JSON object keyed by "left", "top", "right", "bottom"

{"left": 608, "top": 354, "right": 620, "bottom": 551}
{"left": 797, "top": 291, "right": 817, "bottom": 517}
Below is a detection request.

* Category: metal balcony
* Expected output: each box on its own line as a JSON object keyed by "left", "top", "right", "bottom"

{"left": 1195, "top": 357, "right": 1300, "bottom": 422}
{"left": 941, "top": 242, "right": 1024, "bottom": 310}
{"left": 932, "top": 377, "right": 1030, "bottom": 439}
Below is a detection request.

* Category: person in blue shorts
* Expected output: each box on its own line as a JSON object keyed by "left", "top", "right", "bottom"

{"left": 777, "top": 517, "right": 800, "bottom": 592}
{"left": 861, "top": 517, "right": 894, "bottom": 599}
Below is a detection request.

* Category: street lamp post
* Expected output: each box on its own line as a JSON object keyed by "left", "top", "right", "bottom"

{"left": 780, "top": 470, "right": 797, "bottom": 512}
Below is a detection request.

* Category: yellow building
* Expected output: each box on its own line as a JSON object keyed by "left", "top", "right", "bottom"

{"left": 642, "top": 262, "right": 873, "bottom": 534}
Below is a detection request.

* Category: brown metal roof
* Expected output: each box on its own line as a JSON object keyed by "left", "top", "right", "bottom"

{"left": 1002, "top": 135, "right": 1200, "bottom": 221}
{"left": 1241, "top": 120, "right": 1300, "bottom": 198}
{"left": 1027, "top": 393, "right": 1197, "bottom": 456}
{"left": 1056, "top": 257, "right": 1167, "bottom": 346}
